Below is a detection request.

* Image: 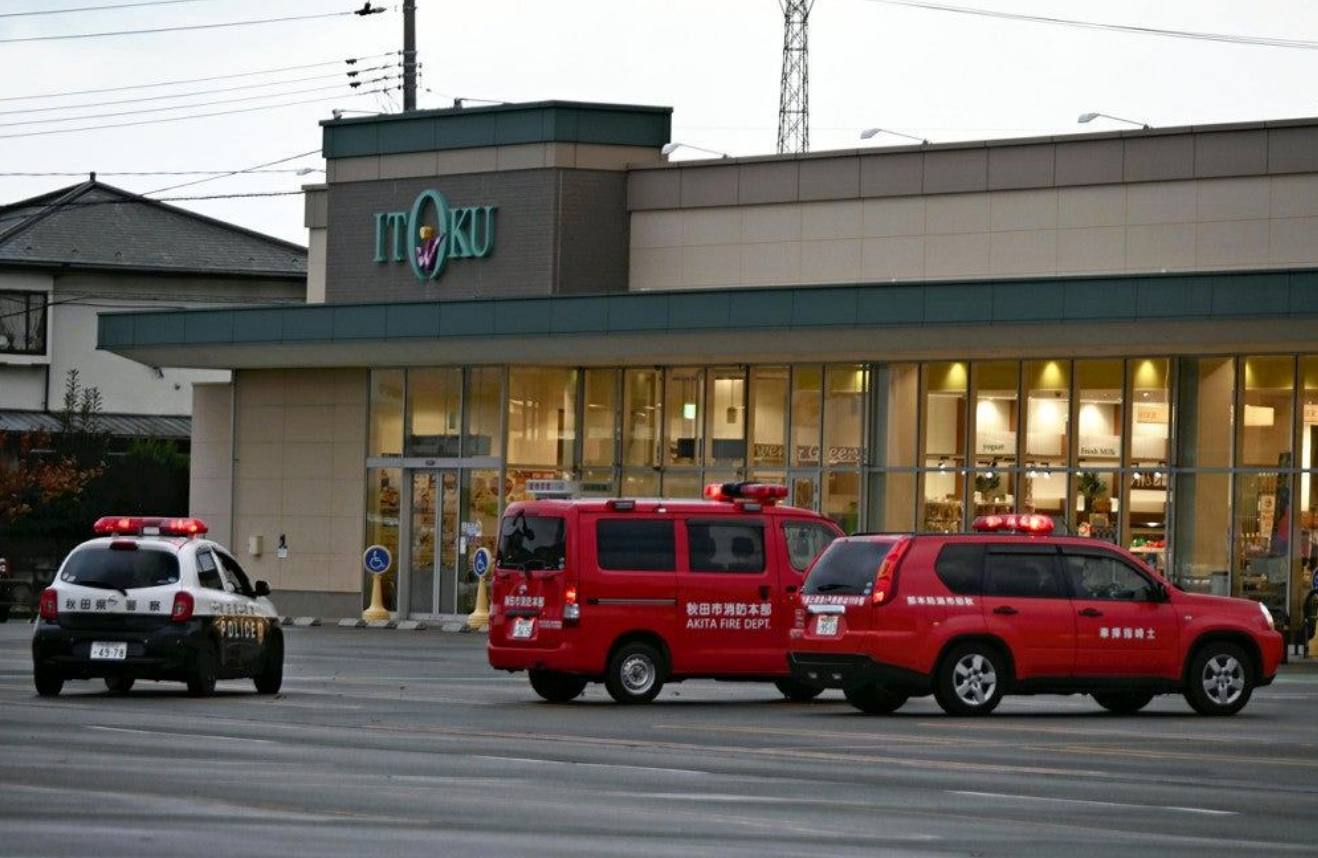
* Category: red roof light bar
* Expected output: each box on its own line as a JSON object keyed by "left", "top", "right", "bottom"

{"left": 93, "top": 516, "right": 209, "bottom": 537}
{"left": 971, "top": 513, "right": 1055, "bottom": 535}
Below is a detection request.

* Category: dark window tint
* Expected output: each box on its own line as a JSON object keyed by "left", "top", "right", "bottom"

{"left": 984, "top": 552, "right": 1062, "bottom": 598}
{"left": 935, "top": 544, "right": 984, "bottom": 595}
{"left": 60, "top": 547, "right": 179, "bottom": 590}
{"left": 783, "top": 521, "right": 839, "bottom": 572}
{"left": 803, "top": 540, "right": 893, "bottom": 595}
{"left": 1063, "top": 553, "right": 1157, "bottom": 601}
{"left": 597, "top": 519, "right": 675, "bottom": 571}
{"left": 217, "top": 551, "right": 253, "bottom": 596}
{"left": 196, "top": 550, "right": 223, "bottom": 591}
{"left": 497, "top": 513, "right": 566, "bottom": 571}
{"left": 687, "top": 521, "right": 765, "bottom": 573}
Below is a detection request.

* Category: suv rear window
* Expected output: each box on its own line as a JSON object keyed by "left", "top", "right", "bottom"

{"left": 498, "top": 513, "right": 566, "bottom": 571}
{"left": 803, "top": 540, "right": 894, "bottom": 595}
{"left": 935, "top": 544, "right": 984, "bottom": 595}
{"left": 60, "top": 546, "right": 180, "bottom": 590}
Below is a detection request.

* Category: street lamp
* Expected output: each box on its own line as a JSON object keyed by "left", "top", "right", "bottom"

{"left": 859, "top": 127, "right": 929, "bottom": 145}
{"left": 661, "top": 142, "right": 730, "bottom": 159}
{"left": 1078, "top": 112, "right": 1150, "bottom": 130}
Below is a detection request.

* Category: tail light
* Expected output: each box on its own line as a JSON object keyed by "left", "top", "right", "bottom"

{"left": 872, "top": 538, "right": 913, "bottom": 605}
{"left": 171, "top": 591, "right": 195, "bottom": 622}
{"left": 563, "top": 586, "right": 580, "bottom": 624}
{"left": 39, "top": 588, "right": 59, "bottom": 621}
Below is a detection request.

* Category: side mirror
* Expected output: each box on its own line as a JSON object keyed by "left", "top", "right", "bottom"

{"left": 253, "top": 580, "right": 271, "bottom": 598}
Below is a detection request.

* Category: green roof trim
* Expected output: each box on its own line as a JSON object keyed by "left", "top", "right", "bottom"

{"left": 322, "top": 100, "right": 673, "bottom": 159}
{"left": 98, "top": 270, "right": 1318, "bottom": 354}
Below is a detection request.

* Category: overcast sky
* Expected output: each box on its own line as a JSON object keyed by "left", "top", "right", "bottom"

{"left": 1, "top": 0, "right": 1316, "bottom": 245}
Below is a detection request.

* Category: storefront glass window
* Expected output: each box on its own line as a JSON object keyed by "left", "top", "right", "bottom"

{"left": 865, "top": 471, "right": 915, "bottom": 532}
{"left": 622, "top": 369, "right": 661, "bottom": 467}
{"left": 825, "top": 365, "right": 865, "bottom": 467}
{"left": 791, "top": 475, "right": 819, "bottom": 512}
{"left": 1177, "top": 357, "right": 1234, "bottom": 468}
{"left": 750, "top": 366, "right": 789, "bottom": 469}
{"left": 583, "top": 369, "right": 618, "bottom": 466}
{"left": 1172, "top": 472, "right": 1231, "bottom": 596}
{"left": 973, "top": 361, "right": 1018, "bottom": 470}
{"left": 579, "top": 467, "right": 616, "bottom": 497}
{"left": 1021, "top": 469, "right": 1065, "bottom": 529}
{"left": 824, "top": 471, "right": 860, "bottom": 533}
{"left": 666, "top": 368, "right": 704, "bottom": 466}
{"left": 1073, "top": 470, "right": 1119, "bottom": 543}
{"left": 1076, "top": 360, "right": 1123, "bottom": 468}
{"left": 922, "top": 362, "right": 967, "bottom": 469}
{"left": 707, "top": 367, "right": 747, "bottom": 468}
{"left": 407, "top": 368, "right": 462, "bottom": 458}
{"left": 791, "top": 366, "right": 822, "bottom": 467}
{"left": 364, "top": 467, "right": 401, "bottom": 612}
{"left": 1303, "top": 357, "right": 1318, "bottom": 472}
{"left": 1024, "top": 360, "right": 1068, "bottom": 468}
{"left": 1128, "top": 358, "right": 1170, "bottom": 469}
{"left": 507, "top": 367, "right": 577, "bottom": 469}
{"left": 1233, "top": 471, "right": 1291, "bottom": 616}
{"left": 458, "top": 469, "right": 501, "bottom": 613}
{"left": 1126, "top": 471, "right": 1168, "bottom": 574}
{"left": 506, "top": 467, "right": 565, "bottom": 504}
{"left": 369, "top": 369, "right": 404, "bottom": 458}
{"left": 622, "top": 469, "right": 660, "bottom": 497}
{"left": 662, "top": 470, "right": 703, "bottom": 498}
{"left": 972, "top": 469, "right": 1013, "bottom": 520}
{"left": 922, "top": 469, "right": 964, "bottom": 533}
{"left": 874, "top": 363, "right": 918, "bottom": 468}
{"left": 1240, "top": 356, "right": 1294, "bottom": 469}
{"left": 464, "top": 367, "right": 502, "bottom": 458}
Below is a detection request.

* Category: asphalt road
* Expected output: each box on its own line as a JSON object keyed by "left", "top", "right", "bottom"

{"left": 1, "top": 621, "right": 1316, "bottom": 857}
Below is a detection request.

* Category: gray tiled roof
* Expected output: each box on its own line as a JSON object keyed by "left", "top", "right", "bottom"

{"left": 0, "top": 181, "right": 306, "bottom": 278}
{"left": 0, "top": 409, "right": 190, "bottom": 440}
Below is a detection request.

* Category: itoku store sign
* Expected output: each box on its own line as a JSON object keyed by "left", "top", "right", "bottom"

{"left": 373, "top": 189, "right": 497, "bottom": 281}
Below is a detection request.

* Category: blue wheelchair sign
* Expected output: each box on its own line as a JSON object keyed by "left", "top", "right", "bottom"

{"left": 363, "top": 544, "right": 392, "bottom": 576}
{"left": 471, "top": 547, "right": 492, "bottom": 579}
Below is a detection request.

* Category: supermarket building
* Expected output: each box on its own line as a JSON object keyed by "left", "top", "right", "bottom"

{"left": 99, "top": 101, "right": 1318, "bottom": 621}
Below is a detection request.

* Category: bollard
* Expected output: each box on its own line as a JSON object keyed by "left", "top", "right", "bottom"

{"left": 466, "top": 574, "right": 490, "bottom": 631}
{"left": 362, "top": 574, "right": 391, "bottom": 622}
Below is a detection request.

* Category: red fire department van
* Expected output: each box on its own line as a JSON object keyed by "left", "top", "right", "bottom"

{"left": 487, "top": 482, "right": 843, "bottom": 703}
{"left": 788, "top": 513, "right": 1284, "bottom": 717}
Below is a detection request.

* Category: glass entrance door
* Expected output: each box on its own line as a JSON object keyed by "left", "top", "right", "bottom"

{"left": 406, "top": 470, "right": 460, "bottom": 617}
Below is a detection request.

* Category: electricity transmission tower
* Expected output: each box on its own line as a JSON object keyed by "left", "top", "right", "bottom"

{"left": 776, "top": 0, "right": 814, "bottom": 154}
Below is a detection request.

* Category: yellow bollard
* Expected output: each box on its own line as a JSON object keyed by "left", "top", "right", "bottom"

{"left": 362, "top": 574, "right": 391, "bottom": 622}
{"left": 466, "top": 575, "right": 490, "bottom": 631}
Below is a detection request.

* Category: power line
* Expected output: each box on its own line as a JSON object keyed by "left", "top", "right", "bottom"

{"left": 0, "top": 7, "right": 385, "bottom": 45}
{"left": 145, "top": 148, "right": 322, "bottom": 195}
{"left": 0, "top": 87, "right": 398, "bottom": 140}
{"left": 0, "top": 169, "right": 316, "bottom": 177}
{"left": 853, "top": 0, "right": 1318, "bottom": 50}
{"left": 0, "top": 0, "right": 228, "bottom": 18}
{"left": 0, "top": 77, "right": 397, "bottom": 129}
{"left": 0, "top": 64, "right": 398, "bottom": 117}
{"left": 0, "top": 53, "right": 398, "bottom": 103}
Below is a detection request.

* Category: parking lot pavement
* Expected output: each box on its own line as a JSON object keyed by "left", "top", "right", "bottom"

{"left": 1, "top": 621, "right": 1316, "bottom": 857}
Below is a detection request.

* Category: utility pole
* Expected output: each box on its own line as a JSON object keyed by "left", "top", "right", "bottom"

{"left": 776, "top": 0, "right": 814, "bottom": 155}
{"left": 402, "top": 0, "right": 417, "bottom": 111}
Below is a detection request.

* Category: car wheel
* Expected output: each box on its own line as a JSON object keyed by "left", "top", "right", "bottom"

{"left": 774, "top": 678, "right": 825, "bottom": 702}
{"left": 1092, "top": 691, "right": 1154, "bottom": 714}
{"left": 34, "top": 669, "right": 63, "bottom": 697}
{"left": 104, "top": 676, "right": 135, "bottom": 695}
{"left": 935, "top": 643, "right": 1006, "bottom": 716}
{"left": 1185, "top": 642, "right": 1254, "bottom": 716}
{"left": 187, "top": 644, "right": 218, "bottom": 697}
{"left": 604, "top": 642, "right": 665, "bottom": 704}
{"left": 843, "top": 682, "right": 908, "bottom": 714}
{"left": 529, "top": 670, "right": 588, "bottom": 703}
{"left": 254, "top": 632, "right": 283, "bottom": 695}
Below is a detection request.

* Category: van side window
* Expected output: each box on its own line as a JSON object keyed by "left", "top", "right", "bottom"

{"left": 935, "top": 544, "right": 984, "bottom": 595}
{"left": 596, "top": 520, "right": 675, "bottom": 571}
{"left": 782, "top": 521, "right": 838, "bottom": 572}
{"left": 983, "top": 552, "right": 1062, "bottom": 598}
{"left": 687, "top": 521, "right": 765, "bottom": 574}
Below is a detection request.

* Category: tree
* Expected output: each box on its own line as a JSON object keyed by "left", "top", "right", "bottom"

{"left": 0, "top": 431, "right": 101, "bottom": 521}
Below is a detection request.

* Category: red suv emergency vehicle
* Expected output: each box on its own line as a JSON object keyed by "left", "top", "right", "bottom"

{"left": 788, "top": 514, "right": 1283, "bottom": 717}
{"left": 487, "top": 483, "right": 843, "bottom": 703}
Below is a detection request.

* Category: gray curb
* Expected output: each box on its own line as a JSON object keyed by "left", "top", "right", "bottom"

{"left": 289, "top": 617, "right": 484, "bottom": 632}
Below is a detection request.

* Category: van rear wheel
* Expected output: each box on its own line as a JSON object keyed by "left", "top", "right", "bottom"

{"left": 843, "top": 682, "right": 908, "bottom": 714}
{"left": 605, "top": 642, "right": 665, "bottom": 704}
{"left": 774, "top": 678, "right": 824, "bottom": 702}
{"left": 529, "top": 670, "right": 587, "bottom": 703}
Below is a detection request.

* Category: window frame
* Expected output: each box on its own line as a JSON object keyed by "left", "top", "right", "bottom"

{"left": 0, "top": 290, "right": 48, "bottom": 356}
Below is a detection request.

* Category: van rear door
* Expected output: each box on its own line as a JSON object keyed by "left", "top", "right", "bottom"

{"left": 492, "top": 508, "right": 569, "bottom": 649}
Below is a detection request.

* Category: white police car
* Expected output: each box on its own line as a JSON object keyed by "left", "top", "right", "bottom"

{"left": 32, "top": 517, "right": 283, "bottom": 697}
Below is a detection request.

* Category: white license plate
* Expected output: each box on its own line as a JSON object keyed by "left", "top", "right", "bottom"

{"left": 816, "top": 615, "right": 839, "bottom": 636}
{"left": 511, "top": 618, "right": 535, "bottom": 640}
{"left": 90, "top": 642, "right": 127, "bottom": 660}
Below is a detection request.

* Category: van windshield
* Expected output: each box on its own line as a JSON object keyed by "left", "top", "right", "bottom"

{"left": 803, "top": 541, "right": 894, "bottom": 596}
{"left": 497, "top": 513, "right": 566, "bottom": 571}
{"left": 60, "top": 546, "right": 180, "bottom": 591}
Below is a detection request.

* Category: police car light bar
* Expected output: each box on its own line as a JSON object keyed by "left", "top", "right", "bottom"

{"left": 971, "top": 513, "right": 1054, "bottom": 535}
{"left": 703, "top": 482, "right": 790, "bottom": 505}
{"left": 93, "top": 516, "right": 209, "bottom": 537}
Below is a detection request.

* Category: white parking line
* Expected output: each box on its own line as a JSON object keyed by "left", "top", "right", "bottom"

{"left": 89, "top": 725, "right": 277, "bottom": 745}
{"left": 949, "top": 789, "right": 1236, "bottom": 816}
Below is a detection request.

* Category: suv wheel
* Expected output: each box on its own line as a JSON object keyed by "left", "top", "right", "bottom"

{"left": 604, "top": 642, "right": 665, "bottom": 704}
{"left": 254, "top": 632, "right": 283, "bottom": 695}
{"left": 529, "top": 670, "right": 588, "bottom": 703}
{"left": 34, "top": 669, "right": 63, "bottom": 697}
{"left": 843, "top": 682, "right": 908, "bottom": 714}
{"left": 1092, "top": 691, "right": 1153, "bottom": 714}
{"left": 1185, "top": 642, "right": 1254, "bottom": 716}
{"left": 774, "top": 678, "right": 824, "bottom": 702}
{"left": 104, "top": 676, "right": 135, "bottom": 695}
{"left": 936, "top": 643, "right": 1005, "bottom": 716}
{"left": 187, "top": 644, "right": 218, "bottom": 697}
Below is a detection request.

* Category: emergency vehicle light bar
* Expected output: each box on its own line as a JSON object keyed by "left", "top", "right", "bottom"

{"left": 703, "top": 482, "right": 789, "bottom": 505}
{"left": 93, "top": 516, "right": 209, "bottom": 537}
{"left": 971, "top": 513, "right": 1054, "bottom": 535}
